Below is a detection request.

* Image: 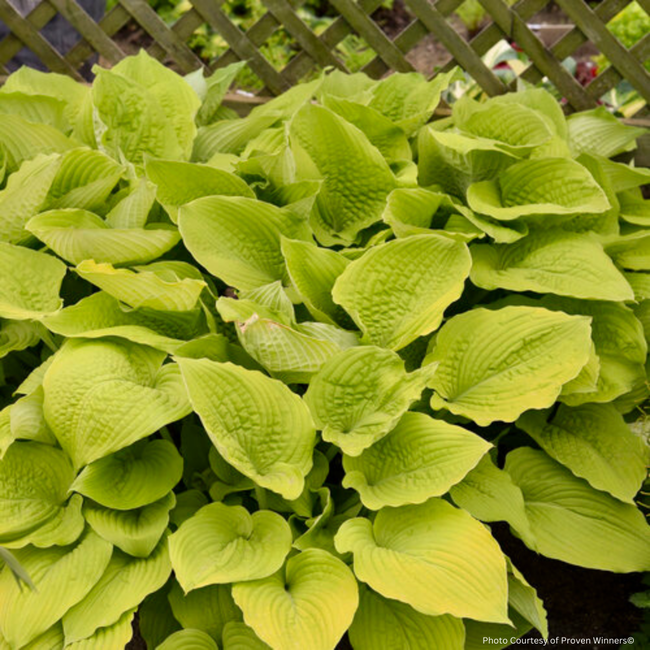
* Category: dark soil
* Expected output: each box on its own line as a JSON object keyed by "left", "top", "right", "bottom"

{"left": 492, "top": 523, "right": 645, "bottom": 649}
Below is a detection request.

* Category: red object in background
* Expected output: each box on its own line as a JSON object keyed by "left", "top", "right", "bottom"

{"left": 576, "top": 60, "right": 598, "bottom": 85}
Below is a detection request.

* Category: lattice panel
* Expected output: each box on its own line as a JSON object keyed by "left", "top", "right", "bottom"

{"left": 0, "top": 0, "right": 648, "bottom": 115}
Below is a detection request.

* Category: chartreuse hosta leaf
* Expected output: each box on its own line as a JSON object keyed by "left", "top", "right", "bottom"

{"left": 453, "top": 95, "right": 554, "bottom": 155}
{"left": 281, "top": 237, "right": 350, "bottom": 325}
{"left": 536, "top": 296, "right": 647, "bottom": 405}
{"left": 178, "top": 196, "right": 311, "bottom": 291}
{"left": 428, "top": 306, "right": 593, "bottom": 425}
{"left": 335, "top": 498, "right": 509, "bottom": 622}
{"left": 145, "top": 158, "right": 254, "bottom": 223}
{"left": 320, "top": 94, "right": 412, "bottom": 162}
{"left": 157, "top": 629, "right": 218, "bottom": 650}
{"left": 0, "top": 440, "right": 81, "bottom": 547}
{"left": 0, "top": 623, "right": 64, "bottom": 650}
{"left": 0, "top": 114, "right": 76, "bottom": 172}
{"left": 47, "top": 147, "right": 124, "bottom": 213}
{"left": 177, "top": 358, "right": 316, "bottom": 499}
{"left": 567, "top": 106, "right": 645, "bottom": 158}
{"left": 222, "top": 622, "right": 271, "bottom": 650}
{"left": 470, "top": 229, "right": 634, "bottom": 301}
{"left": 84, "top": 492, "right": 175, "bottom": 558}
{"left": 232, "top": 548, "right": 358, "bottom": 650}
{"left": 342, "top": 412, "right": 490, "bottom": 508}
{"left": 467, "top": 158, "right": 610, "bottom": 221}
{"left": 332, "top": 235, "right": 471, "bottom": 350}
{"left": 450, "top": 455, "right": 534, "bottom": 541}
{"left": 304, "top": 346, "right": 437, "bottom": 456}
{"left": 382, "top": 186, "right": 483, "bottom": 241}
{"left": 290, "top": 103, "right": 397, "bottom": 245}
{"left": 43, "top": 339, "right": 191, "bottom": 468}
{"left": 105, "top": 178, "right": 157, "bottom": 229}
{"left": 0, "top": 153, "right": 60, "bottom": 243}
{"left": 168, "top": 581, "right": 242, "bottom": 643}
{"left": 0, "top": 319, "right": 43, "bottom": 359}
{"left": 505, "top": 448, "right": 650, "bottom": 572}
{"left": 169, "top": 502, "right": 292, "bottom": 592}
{"left": 111, "top": 50, "right": 200, "bottom": 161}
{"left": 517, "top": 404, "right": 648, "bottom": 503}
{"left": 217, "top": 293, "right": 358, "bottom": 383}
{"left": 417, "top": 127, "right": 519, "bottom": 198}
{"left": 62, "top": 536, "right": 172, "bottom": 643}
{"left": 27, "top": 209, "right": 181, "bottom": 266}
{"left": 366, "top": 68, "right": 461, "bottom": 136}
{"left": 6, "top": 386, "right": 57, "bottom": 451}
{"left": 0, "top": 530, "right": 112, "bottom": 648}
{"left": 71, "top": 439, "right": 183, "bottom": 509}
{"left": 76, "top": 260, "right": 206, "bottom": 312}
{"left": 348, "top": 585, "right": 465, "bottom": 650}
{"left": 42, "top": 291, "right": 201, "bottom": 354}
{"left": 0, "top": 242, "right": 66, "bottom": 320}
{"left": 65, "top": 608, "right": 136, "bottom": 650}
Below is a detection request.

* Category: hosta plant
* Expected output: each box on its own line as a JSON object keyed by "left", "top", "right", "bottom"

{"left": 0, "top": 50, "right": 648, "bottom": 650}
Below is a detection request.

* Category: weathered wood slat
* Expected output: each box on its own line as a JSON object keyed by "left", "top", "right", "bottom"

{"left": 406, "top": 0, "right": 507, "bottom": 95}
{"left": 0, "top": 0, "right": 83, "bottom": 79}
{"left": 556, "top": 0, "right": 650, "bottom": 103}
{"left": 120, "top": 0, "right": 203, "bottom": 72}
{"left": 0, "top": 0, "right": 645, "bottom": 115}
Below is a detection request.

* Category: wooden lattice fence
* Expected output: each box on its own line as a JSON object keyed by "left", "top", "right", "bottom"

{"left": 0, "top": 0, "right": 648, "bottom": 116}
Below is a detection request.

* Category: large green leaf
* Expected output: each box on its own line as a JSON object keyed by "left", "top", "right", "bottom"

{"left": 342, "top": 411, "right": 490, "bottom": 509}
{"left": 505, "top": 448, "right": 650, "bottom": 572}
{"left": 71, "top": 439, "right": 183, "bottom": 510}
{"left": 177, "top": 358, "right": 316, "bottom": 499}
{"left": 0, "top": 154, "right": 60, "bottom": 244}
{"left": 42, "top": 291, "right": 199, "bottom": 354}
{"left": 470, "top": 229, "right": 634, "bottom": 301}
{"left": 46, "top": 147, "right": 124, "bottom": 213}
{"left": 382, "top": 187, "right": 483, "bottom": 241}
{"left": 111, "top": 50, "right": 200, "bottom": 161}
{"left": 290, "top": 103, "right": 397, "bottom": 245}
{"left": 335, "top": 498, "right": 509, "bottom": 622}
{"left": 467, "top": 158, "right": 610, "bottom": 221}
{"left": 304, "top": 346, "right": 436, "bottom": 456}
{"left": 0, "top": 441, "right": 79, "bottom": 546}
{"left": 178, "top": 196, "right": 311, "bottom": 291}
{"left": 27, "top": 209, "right": 181, "bottom": 266}
{"left": 0, "top": 319, "right": 43, "bottom": 360}
{"left": 332, "top": 234, "right": 471, "bottom": 350}
{"left": 222, "top": 622, "right": 271, "bottom": 650}
{"left": 217, "top": 293, "right": 358, "bottom": 383}
{"left": 145, "top": 158, "right": 254, "bottom": 223}
{"left": 62, "top": 537, "right": 171, "bottom": 643}
{"left": 169, "top": 502, "right": 292, "bottom": 592}
{"left": 92, "top": 66, "right": 186, "bottom": 164}
{"left": 167, "top": 581, "right": 242, "bottom": 643}
{"left": 449, "top": 455, "right": 534, "bottom": 541}
{"left": 64, "top": 608, "right": 135, "bottom": 650}
{"left": 567, "top": 107, "right": 645, "bottom": 158}
{"left": 281, "top": 237, "right": 350, "bottom": 325}
{"left": 348, "top": 585, "right": 465, "bottom": 650}
{"left": 367, "top": 68, "right": 461, "bottom": 135}
{"left": 76, "top": 260, "right": 206, "bottom": 312}
{"left": 232, "top": 549, "right": 359, "bottom": 650}
{"left": 417, "top": 127, "right": 518, "bottom": 198}
{"left": 0, "top": 114, "right": 76, "bottom": 172}
{"left": 0, "top": 242, "right": 66, "bottom": 320}
{"left": 0, "top": 530, "right": 113, "bottom": 648}
{"left": 157, "top": 629, "right": 218, "bottom": 650}
{"left": 84, "top": 492, "right": 175, "bottom": 558}
{"left": 517, "top": 404, "right": 648, "bottom": 503}
{"left": 43, "top": 339, "right": 191, "bottom": 468}
{"left": 428, "top": 306, "right": 593, "bottom": 425}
